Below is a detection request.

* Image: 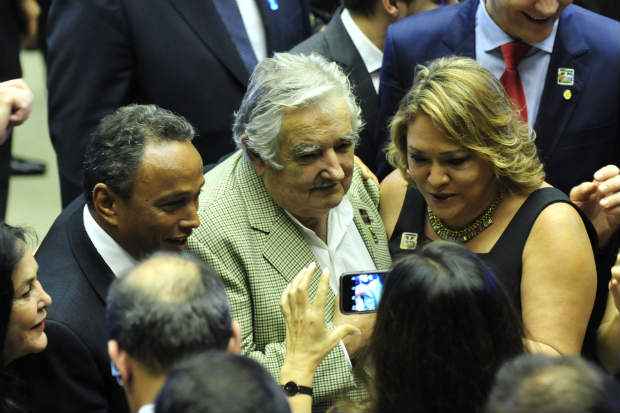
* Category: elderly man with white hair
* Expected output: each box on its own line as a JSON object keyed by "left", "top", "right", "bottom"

{"left": 188, "top": 53, "right": 391, "bottom": 412}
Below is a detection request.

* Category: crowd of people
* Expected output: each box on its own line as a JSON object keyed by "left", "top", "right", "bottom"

{"left": 1, "top": 0, "right": 620, "bottom": 413}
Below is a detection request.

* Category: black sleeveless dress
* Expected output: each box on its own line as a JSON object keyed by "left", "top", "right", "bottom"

{"left": 389, "top": 186, "right": 608, "bottom": 360}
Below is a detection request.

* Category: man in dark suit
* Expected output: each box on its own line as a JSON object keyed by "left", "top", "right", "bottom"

{"left": 16, "top": 104, "right": 205, "bottom": 413}
{"left": 47, "top": 0, "right": 311, "bottom": 207}
{"left": 375, "top": 0, "right": 620, "bottom": 194}
{"left": 292, "top": 0, "right": 450, "bottom": 172}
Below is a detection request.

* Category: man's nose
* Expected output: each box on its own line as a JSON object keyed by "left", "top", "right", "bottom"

{"left": 322, "top": 149, "right": 346, "bottom": 180}
{"left": 181, "top": 203, "right": 201, "bottom": 230}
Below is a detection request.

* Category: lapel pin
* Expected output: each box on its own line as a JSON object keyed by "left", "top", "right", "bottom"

{"left": 557, "top": 68, "right": 574, "bottom": 86}
{"left": 400, "top": 232, "right": 418, "bottom": 250}
{"left": 359, "top": 208, "right": 372, "bottom": 225}
{"left": 267, "top": 0, "right": 279, "bottom": 11}
{"left": 563, "top": 89, "right": 572, "bottom": 100}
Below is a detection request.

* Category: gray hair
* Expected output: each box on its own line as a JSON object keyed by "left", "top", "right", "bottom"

{"left": 232, "top": 52, "right": 363, "bottom": 169}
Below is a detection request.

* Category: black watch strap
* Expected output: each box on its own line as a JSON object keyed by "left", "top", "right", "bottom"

{"left": 281, "top": 381, "right": 313, "bottom": 397}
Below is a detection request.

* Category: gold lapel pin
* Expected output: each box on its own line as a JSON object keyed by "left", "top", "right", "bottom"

{"left": 563, "top": 89, "right": 572, "bottom": 100}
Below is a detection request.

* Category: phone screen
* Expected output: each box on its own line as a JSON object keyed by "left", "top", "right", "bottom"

{"left": 339, "top": 270, "right": 387, "bottom": 314}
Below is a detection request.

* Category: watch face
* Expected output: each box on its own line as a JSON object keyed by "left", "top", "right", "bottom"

{"left": 282, "top": 381, "right": 298, "bottom": 396}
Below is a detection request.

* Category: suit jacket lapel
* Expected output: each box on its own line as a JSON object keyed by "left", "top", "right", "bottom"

{"left": 534, "top": 7, "right": 590, "bottom": 161}
{"left": 349, "top": 190, "right": 392, "bottom": 271}
{"left": 325, "top": 10, "right": 378, "bottom": 114}
{"left": 441, "top": 0, "right": 478, "bottom": 57}
{"left": 67, "top": 200, "right": 116, "bottom": 305}
{"left": 168, "top": 0, "right": 250, "bottom": 86}
{"left": 237, "top": 156, "right": 315, "bottom": 285}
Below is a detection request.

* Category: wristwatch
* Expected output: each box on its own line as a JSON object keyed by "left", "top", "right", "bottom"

{"left": 281, "top": 381, "right": 313, "bottom": 397}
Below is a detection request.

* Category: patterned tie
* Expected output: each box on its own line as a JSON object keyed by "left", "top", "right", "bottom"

{"left": 212, "top": 0, "right": 258, "bottom": 72}
{"left": 500, "top": 41, "right": 530, "bottom": 122}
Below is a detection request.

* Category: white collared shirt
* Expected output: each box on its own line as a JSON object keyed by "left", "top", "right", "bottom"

{"left": 475, "top": 0, "right": 558, "bottom": 128}
{"left": 236, "top": 0, "right": 268, "bottom": 63}
{"left": 285, "top": 198, "right": 377, "bottom": 294}
{"left": 341, "top": 8, "right": 383, "bottom": 93}
{"left": 83, "top": 206, "right": 137, "bottom": 277}
{"left": 137, "top": 404, "right": 154, "bottom": 413}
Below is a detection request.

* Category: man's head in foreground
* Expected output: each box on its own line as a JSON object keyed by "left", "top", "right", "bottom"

{"left": 106, "top": 253, "right": 240, "bottom": 412}
{"left": 155, "top": 352, "right": 290, "bottom": 413}
{"left": 486, "top": 353, "right": 620, "bottom": 413}
{"left": 83, "top": 104, "right": 205, "bottom": 259}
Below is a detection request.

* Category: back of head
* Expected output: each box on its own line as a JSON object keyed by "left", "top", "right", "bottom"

{"left": 486, "top": 354, "right": 620, "bottom": 413}
{"left": 370, "top": 240, "right": 524, "bottom": 413}
{"left": 232, "top": 52, "right": 362, "bottom": 169}
{"left": 155, "top": 352, "right": 291, "bottom": 413}
{"left": 105, "top": 253, "right": 232, "bottom": 373}
{"left": 342, "top": 0, "right": 381, "bottom": 16}
{"left": 82, "top": 104, "right": 195, "bottom": 208}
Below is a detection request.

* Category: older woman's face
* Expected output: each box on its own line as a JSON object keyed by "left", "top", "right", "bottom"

{"left": 4, "top": 250, "right": 52, "bottom": 365}
{"left": 406, "top": 115, "right": 498, "bottom": 228}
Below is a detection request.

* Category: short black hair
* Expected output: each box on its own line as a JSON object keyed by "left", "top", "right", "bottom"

{"left": 486, "top": 354, "right": 620, "bottom": 413}
{"left": 105, "top": 253, "right": 232, "bottom": 373}
{"left": 155, "top": 352, "right": 291, "bottom": 413}
{"left": 82, "top": 104, "right": 195, "bottom": 208}
{"left": 343, "top": 0, "right": 414, "bottom": 16}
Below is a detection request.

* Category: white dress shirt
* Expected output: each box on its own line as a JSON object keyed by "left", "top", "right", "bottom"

{"left": 341, "top": 8, "right": 383, "bottom": 93}
{"left": 475, "top": 0, "right": 558, "bottom": 128}
{"left": 83, "top": 206, "right": 136, "bottom": 277}
{"left": 236, "top": 0, "right": 268, "bottom": 63}
{"left": 286, "top": 198, "right": 377, "bottom": 295}
{"left": 137, "top": 404, "right": 154, "bottom": 413}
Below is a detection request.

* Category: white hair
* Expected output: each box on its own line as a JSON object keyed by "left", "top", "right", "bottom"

{"left": 232, "top": 53, "right": 363, "bottom": 169}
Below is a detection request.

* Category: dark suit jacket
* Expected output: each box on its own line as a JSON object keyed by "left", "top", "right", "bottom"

{"left": 292, "top": 8, "right": 380, "bottom": 172}
{"left": 16, "top": 196, "right": 128, "bottom": 413}
{"left": 375, "top": 0, "right": 620, "bottom": 193}
{"left": 48, "top": 0, "right": 311, "bottom": 206}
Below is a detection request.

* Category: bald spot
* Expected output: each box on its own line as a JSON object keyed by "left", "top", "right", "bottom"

{"left": 124, "top": 255, "right": 201, "bottom": 303}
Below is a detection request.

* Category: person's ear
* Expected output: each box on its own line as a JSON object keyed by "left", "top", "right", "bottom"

{"left": 108, "top": 340, "right": 132, "bottom": 386}
{"left": 92, "top": 183, "right": 121, "bottom": 227}
{"left": 242, "top": 137, "right": 268, "bottom": 176}
{"left": 226, "top": 320, "right": 242, "bottom": 354}
{"left": 382, "top": 0, "right": 402, "bottom": 19}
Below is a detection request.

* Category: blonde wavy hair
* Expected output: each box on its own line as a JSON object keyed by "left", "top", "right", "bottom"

{"left": 386, "top": 56, "right": 544, "bottom": 194}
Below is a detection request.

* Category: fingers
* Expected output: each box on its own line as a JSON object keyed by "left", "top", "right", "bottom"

{"left": 314, "top": 269, "right": 330, "bottom": 312}
{"left": 329, "top": 324, "right": 361, "bottom": 347}
{"left": 594, "top": 165, "right": 620, "bottom": 182}
{"left": 610, "top": 278, "right": 620, "bottom": 311}
{"left": 354, "top": 155, "right": 379, "bottom": 185}
{"left": 569, "top": 181, "right": 597, "bottom": 204}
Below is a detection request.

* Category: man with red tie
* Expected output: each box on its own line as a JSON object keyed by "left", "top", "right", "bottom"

{"left": 374, "top": 0, "right": 620, "bottom": 198}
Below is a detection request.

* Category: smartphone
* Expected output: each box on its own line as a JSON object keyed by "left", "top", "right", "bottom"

{"left": 339, "top": 270, "right": 388, "bottom": 314}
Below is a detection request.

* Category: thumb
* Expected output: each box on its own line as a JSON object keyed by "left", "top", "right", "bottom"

{"left": 329, "top": 324, "right": 361, "bottom": 346}
{"left": 610, "top": 279, "right": 620, "bottom": 311}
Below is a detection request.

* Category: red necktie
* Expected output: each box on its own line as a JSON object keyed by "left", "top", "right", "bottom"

{"left": 500, "top": 41, "right": 530, "bottom": 122}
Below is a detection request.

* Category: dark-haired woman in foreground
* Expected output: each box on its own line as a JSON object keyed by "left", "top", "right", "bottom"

{"left": 280, "top": 241, "right": 524, "bottom": 413}
{"left": 0, "top": 223, "right": 52, "bottom": 412}
{"left": 381, "top": 56, "right": 599, "bottom": 356}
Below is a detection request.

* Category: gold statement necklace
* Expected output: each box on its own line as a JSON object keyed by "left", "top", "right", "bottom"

{"left": 427, "top": 192, "right": 503, "bottom": 243}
